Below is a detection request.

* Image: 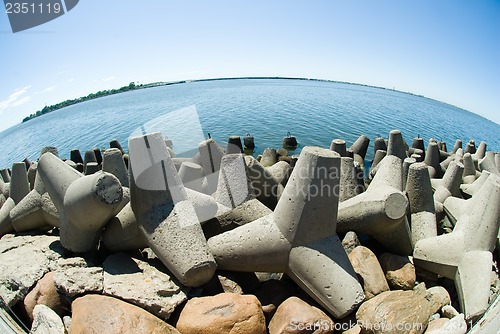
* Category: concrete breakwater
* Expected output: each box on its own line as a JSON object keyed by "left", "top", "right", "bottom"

{"left": 0, "top": 130, "right": 499, "bottom": 334}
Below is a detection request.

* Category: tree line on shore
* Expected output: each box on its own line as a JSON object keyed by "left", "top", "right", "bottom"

{"left": 22, "top": 82, "right": 141, "bottom": 123}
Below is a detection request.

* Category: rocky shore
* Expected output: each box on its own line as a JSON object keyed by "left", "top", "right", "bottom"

{"left": 0, "top": 130, "right": 499, "bottom": 334}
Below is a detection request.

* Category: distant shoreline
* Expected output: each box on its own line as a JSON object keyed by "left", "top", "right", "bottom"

{"left": 21, "top": 76, "right": 483, "bottom": 124}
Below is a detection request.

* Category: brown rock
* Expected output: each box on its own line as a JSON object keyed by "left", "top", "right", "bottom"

{"left": 425, "top": 318, "right": 450, "bottom": 332}
{"left": 356, "top": 290, "right": 435, "bottom": 334}
{"left": 70, "top": 294, "right": 180, "bottom": 334}
{"left": 268, "top": 296, "right": 335, "bottom": 334}
{"left": 379, "top": 252, "right": 416, "bottom": 290}
{"left": 425, "top": 286, "right": 451, "bottom": 314}
{"left": 342, "top": 324, "right": 362, "bottom": 334}
{"left": 176, "top": 293, "right": 266, "bottom": 334}
{"left": 348, "top": 246, "right": 389, "bottom": 299}
{"left": 24, "top": 272, "right": 66, "bottom": 321}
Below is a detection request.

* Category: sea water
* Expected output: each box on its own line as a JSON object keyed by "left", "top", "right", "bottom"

{"left": 0, "top": 78, "right": 499, "bottom": 168}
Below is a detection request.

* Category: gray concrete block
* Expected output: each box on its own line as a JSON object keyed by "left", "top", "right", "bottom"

{"left": 460, "top": 170, "right": 490, "bottom": 198}
{"left": 434, "top": 160, "right": 464, "bottom": 203}
{"left": 214, "top": 153, "right": 254, "bottom": 209}
{"left": 350, "top": 135, "right": 370, "bottom": 160}
{"left": 260, "top": 148, "right": 278, "bottom": 167}
{"left": 479, "top": 152, "right": 499, "bottom": 176}
{"left": 244, "top": 155, "right": 282, "bottom": 209}
{"left": 337, "top": 155, "right": 412, "bottom": 255}
{"left": 208, "top": 146, "right": 365, "bottom": 318}
{"left": 129, "top": 132, "right": 216, "bottom": 287}
{"left": 414, "top": 174, "right": 500, "bottom": 321}
{"left": 198, "top": 138, "right": 225, "bottom": 194}
{"left": 178, "top": 161, "right": 206, "bottom": 193}
{"left": 10, "top": 172, "right": 59, "bottom": 233}
{"left": 425, "top": 141, "right": 444, "bottom": 178}
{"left": 406, "top": 162, "right": 437, "bottom": 247}
{"left": 38, "top": 152, "right": 123, "bottom": 252}
{"left": 387, "top": 130, "right": 407, "bottom": 160}
{"left": 330, "top": 139, "right": 347, "bottom": 156}
{"left": 101, "top": 203, "right": 146, "bottom": 252}
{"left": 339, "top": 157, "right": 365, "bottom": 202}
{"left": 0, "top": 162, "right": 30, "bottom": 234}
{"left": 102, "top": 148, "right": 129, "bottom": 187}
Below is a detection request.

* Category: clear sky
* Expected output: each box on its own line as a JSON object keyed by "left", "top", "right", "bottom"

{"left": 1, "top": 1, "right": 499, "bottom": 132}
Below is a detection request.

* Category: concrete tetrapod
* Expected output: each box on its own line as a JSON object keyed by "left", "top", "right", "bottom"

{"left": 462, "top": 153, "right": 477, "bottom": 184}
{"left": 405, "top": 162, "right": 437, "bottom": 247}
{"left": 402, "top": 157, "right": 416, "bottom": 190}
{"left": 198, "top": 138, "right": 225, "bottom": 195}
{"left": 433, "top": 160, "right": 464, "bottom": 204}
{"left": 471, "top": 141, "right": 487, "bottom": 161}
{"left": 0, "top": 162, "right": 31, "bottom": 234}
{"left": 337, "top": 155, "right": 412, "bottom": 255}
{"left": 464, "top": 140, "right": 476, "bottom": 154}
{"left": 214, "top": 153, "right": 255, "bottom": 209}
{"left": 244, "top": 155, "right": 282, "bottom": 209}
{"left": 349, "top": 135, "right": 370, "bottom": 170}
{"left": 425, "top": 141, "right": 444, "bottom": 178}
{"left": 386, "top": 130, "right": 407, "bottom": 160}
{"left": 330, "top": 139, "right": 347, "bottom": 157}
{"left": 350, "top": 135, "right": 370, "bottom": 160}
{"left": 37, "top": 152, "right": 124, "bottom": 252}
{"left": 260, "top": 148, "right": 278, "bottom": 167}
{"left": 460, "top": 170, "right": 490, "bottom": 198}
{"left": 102, "top": 189, "right": 220, "bottom": 252}
{"left": 373, "top": 136, "right": 387, "bottom": 155}
{"left": 102, "top": 148, "right": 129, "bottom": 187}
{"left": 444, "top": 172, "right": 492, "bottom": 225}
{"left": 178, "top": 161, "right": 206, "bottom": 193}
{"left": 101, "top": 203, "right": 146, "bottom": 252}
{"left": 10, "top": 171, "right": 59, "bottom": 232}
{"left": 339, "top": 157, "right": 365, "bottom": 202}
{"left": 413, "top": 174, "right": 500, "bottom": 322}
{"left": 0, "top": 169, "right": 11, "bottom": 182}
{"left": 0, "top": 175, "right": 9, "bottom": 199}
{"left": 479, "top": 152, "right": 499, "bottom": 176}
{"left": 208, "top": 146, "right": 365, "bottom": 318}
{"left": 451, "top": 139, "right": 462, "bottom": 154}
{"left": 129, "top": 132, "right": 216, "bottom": 287}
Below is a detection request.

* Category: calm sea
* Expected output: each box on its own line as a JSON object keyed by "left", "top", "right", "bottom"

{"left": 0, "top": 78, "right": 499, "bottom": 169}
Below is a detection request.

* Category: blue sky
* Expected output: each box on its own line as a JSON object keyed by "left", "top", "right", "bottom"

{"left": 1, "top": 1, "right": 499, "bottom": 132}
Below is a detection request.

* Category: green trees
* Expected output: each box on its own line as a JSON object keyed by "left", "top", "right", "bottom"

{"left": 22, "top": 82, "right": 141, "bottom": 122}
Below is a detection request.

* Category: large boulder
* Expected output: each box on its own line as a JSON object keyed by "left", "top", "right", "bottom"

{"left": 24, "top": 272, "right": 66, "bottom": 321}
{"left": 0, "top": 234, "right": 63, "bottom": 306}
{"left": 356, "top": 290, "right": 436, "bottom": 334}
{"left": 379, "top": 252, "right": 416, "bottom": 290}
{"left": 102, "top": 252, "right": 187, "bottom": 320}
{"left": 70, "top": 294, "right": 180, "bottom": 334}
{"left": 30, "top": 304, "right": 65, "bottom": 334}
{"left": 176, "top": 293, "right": 266, "bottom": 334}
{"left": 54, "top": 257, "right": 103, "bottom": 297}
{"left": 348, "top": 246, "right": 389, "bottom": 299}
{"left": 268, "top": 296, "right": 335, "bottom": 334}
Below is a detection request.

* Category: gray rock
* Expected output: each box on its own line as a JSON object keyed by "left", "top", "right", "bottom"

{"left": 30, "top": 304, "right": 65, "bottom": 334}
{"left": 62, "top": 316, "right": 71, "bottom": 333}
{"left": 103, "top": 252, "right": 187, "bottom": 320}
{"left": 342, "top": 231, "right": 361, "bottom": 255}
{"left": 0, "top": 235, "right": 62, "bottom": 307}
{"left": 429, "top": 313, "right": 441, "bottom": 322}
{"left": 54, "top": 257, "right": 103, "bottom": 297}
{"left": 441, "top": 305, "right": 460, "bottom": 319}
